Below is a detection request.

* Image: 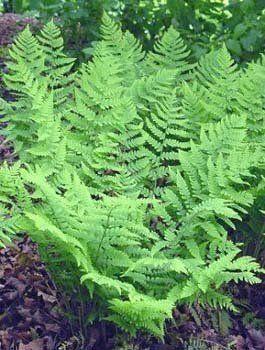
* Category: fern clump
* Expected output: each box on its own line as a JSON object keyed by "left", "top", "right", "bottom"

{"left": 0, "top": 15, "right": 264, "bottom": 338}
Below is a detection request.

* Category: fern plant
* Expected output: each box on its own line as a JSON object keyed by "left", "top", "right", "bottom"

{"left": 0, "top": 15, "right": 264, "bottom": 338}
{"left": 184, "top": 337, "right": 230, "bottom": 350}
{"left": 0, "top": 21, "right": 75, "bottom": 171}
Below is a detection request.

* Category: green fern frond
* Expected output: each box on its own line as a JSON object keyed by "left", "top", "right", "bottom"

{"left": 37, "top": 20, "right": 76, "bottom": 106}
{"left": 144, "top": 26, "right": 193, "bottom": 77}
{"left": 108, "top": 296, "right": 173, "bottom": 337}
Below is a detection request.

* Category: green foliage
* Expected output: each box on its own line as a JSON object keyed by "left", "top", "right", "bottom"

{"left": 224, "top": 0, "right": 265, "bottom": 62}
{"left": 5, "top": 0, "right": 119, "bottom": 60}
{"left": 184, "top": 337, "right": 230, "bottom": 349}
{"left": 0, "top": 21, "right": 74, "bottom": 170}
{"left": 5, "top": 1, "right": 265, "bottom": 64}
{"left": 117, "top": 0, "right": 265, "bottom": 64}
{"left": 0, "top": 17, "right": 264, "bottom": 338}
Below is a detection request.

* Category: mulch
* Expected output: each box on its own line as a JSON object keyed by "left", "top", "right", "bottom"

{"left": 0, "top": 236, "right": 71, "bottom": 350}
{"left": 0, "top": 13, "right": 39, "bottom": 47}
{"left": 0, "top": 237, "right": 264, "bottom": 350}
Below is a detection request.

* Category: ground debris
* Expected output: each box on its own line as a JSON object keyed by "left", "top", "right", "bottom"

{"left": 0, "top": 236, "right": 70, "bottom": 350}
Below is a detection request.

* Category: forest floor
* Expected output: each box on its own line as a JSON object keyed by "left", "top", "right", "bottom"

{"left": 0, "top": 237, "right": 264, "bottom": 350}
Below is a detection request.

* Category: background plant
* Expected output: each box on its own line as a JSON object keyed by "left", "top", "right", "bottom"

{"left": 119, "top": 0, "right": 265, "bottom": 63}
{"left": 3, "top": 0, "right": 120, "bottom": 59}
{"left": 3, "top": 0, "right": 265, "bottom": 63}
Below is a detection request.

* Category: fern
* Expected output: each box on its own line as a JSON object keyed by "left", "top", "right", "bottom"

{"left": 0, "top": 21, "right": 75, "bottom": 170}
{"left": 7, "top": 166, "right": 188, "bottom": 336}
{"left": 38, "top": 20, "right": 75, "bottom": 80}
{"left": 161, "top": 114, "right": 263, "bottom": 308}
{"left": 129, "top": 69, "right": 193, "bottom": 196}
{"left": 0, "top": 162, "right": 30, "bottom": 246}
{"left": 6, "top": 25, "right": 45, "bottom": 90}
{"left": 184, "top": 337, "right": 230, "bottom": 350}
{"left": 37, "top": 19, "right": 76, "bottom": 107}
{"left": 108, "top": 296, "right": 174, "bottom": 337}
{"left": 0, "top": 16, "right": 264, "bottom": 338}
{"left": 67, "top": 15, "right": 149, "bottom": 194}
{"left": 144, "top": 25, "right": 193, "bottom": 78}
{"left": 233, "top": 55, "right": 265, "bottom": 143}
